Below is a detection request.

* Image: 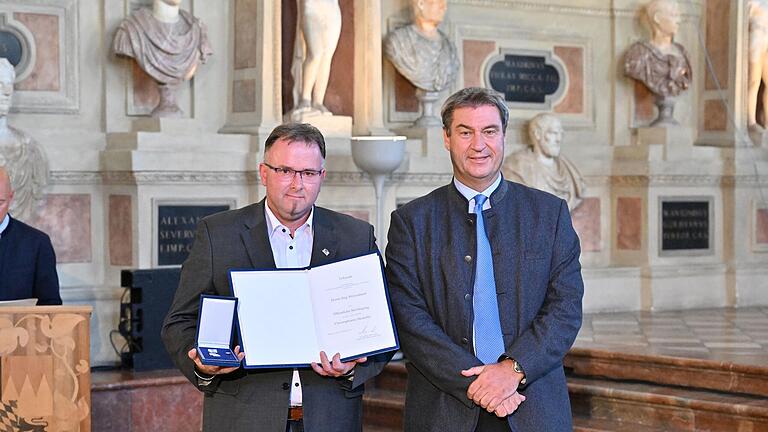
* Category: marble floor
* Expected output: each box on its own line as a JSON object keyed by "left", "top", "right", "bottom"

{"left": 575, "top": 307, "right": 768, "bottom": 367}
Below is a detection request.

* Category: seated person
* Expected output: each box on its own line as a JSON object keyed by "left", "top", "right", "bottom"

{"left": 0, "top": 167, "right": 61, "bottom": 305}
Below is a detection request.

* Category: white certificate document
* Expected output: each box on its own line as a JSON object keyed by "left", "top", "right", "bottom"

{"left": 230, "top": 252, "right": 399, "bottom": 368}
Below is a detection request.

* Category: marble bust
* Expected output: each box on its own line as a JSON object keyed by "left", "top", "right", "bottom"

{"left": 503, "top": 113, "right": 585, "bottom": 210}
{"left": 383, "top": 0, "right": 459, "bottom": 93}
{"left": 748, "top": 0, "right": 768, "bottom": 129}
{"left": 289, "top": 0, "right": 342, "bottom": 119}
{"left": 0, "top": 58, "right": 49, "bottom": 221}
{"left": 624, "top": 0, "right": 691, "bottom": 126}
{"left": 113, "top": 0, "right": 212, "bottom": 117}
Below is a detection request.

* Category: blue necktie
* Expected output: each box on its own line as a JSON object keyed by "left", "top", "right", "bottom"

{"left": 472, "top": 194, "right": 505, "bottom": 364}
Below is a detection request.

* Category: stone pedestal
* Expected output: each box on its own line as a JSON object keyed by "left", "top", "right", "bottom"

{"left": 105, "top": 119, "right": 255, "bottom": 163}
{"left": 625, "top": 126, "right": 694, "bottom": 161}
{"left": 101, "top": 120, "right": 256, "bottom": 270}
{"left": 414, "top": 90, "right": 442, "bottom": 128}
{"left": 286, "top": 113, "right": 354, "bottom": 155}
{"left": 396, "top": 125, "right": 444, "bottom": 158}
{"left": 748, "top": 127, "right": 768, "bottom": 147}
{"left": 581, "top": 267, "right": 642, "bottom": 312}
{"left": 288, "top": 113, "right": 352, "bottom": 136}
{"left": 609, "top": 125, "right": 733, "bottom": 310}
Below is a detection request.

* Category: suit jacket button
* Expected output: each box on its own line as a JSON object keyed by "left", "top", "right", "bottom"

{"left": 464, "top": 293, "right": 471, "bottom": 301}
{"left": 464, "top": 255, "right": 472, "bottom": 263}
{"left": 282, "top": 382, "right": 290, "bottom": 390}
{"left": 461, "top": 337, "right": 469, "bottom": 344}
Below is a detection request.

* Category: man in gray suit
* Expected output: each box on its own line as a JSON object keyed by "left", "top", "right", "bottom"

{"left": 386, "top": 87, "right": 583, "bottom": 432}
{"left": 162, "top": 123, "right": 391, "bottom": 432}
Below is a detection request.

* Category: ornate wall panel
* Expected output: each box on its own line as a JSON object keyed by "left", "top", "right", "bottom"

{"left": 30, "top": 193, "right": 92, "bottom": 263}
{"left": 0, "top": 0, "right": 78, "bottom": 113}
{"left": 572, "top": 197, "right": 601, "bottom": 252}
{"left": 109, "top": 194, "right": 133, "bottom": 266}
{"left": 617, "top": 197, "right": 642, "bottom": 251}
{"left": 455, "top": 23, "right": 593, "bottom": 129}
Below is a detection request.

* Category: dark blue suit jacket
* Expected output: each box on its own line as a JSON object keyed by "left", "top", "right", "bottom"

{"left": 386, "top": 180, "right": 583, "bottom": 432}
{"left": 0, "top": 216, "right": 61, "bottom": 305}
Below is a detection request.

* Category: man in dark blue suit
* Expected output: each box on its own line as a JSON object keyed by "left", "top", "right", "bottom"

{"left": 0, "top": 167, "right": 61, "bottom": 305}
{"left": 386, "top": 87, "right": 583, "bottom": 431}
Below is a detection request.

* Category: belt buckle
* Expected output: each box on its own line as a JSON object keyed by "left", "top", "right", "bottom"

{"left": 288, "top": 406, "right": 303, "bottom": 421}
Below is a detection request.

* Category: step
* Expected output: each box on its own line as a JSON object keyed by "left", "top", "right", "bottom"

{"left": 363, "top": 388, "right": 405, "bottom": 430}
{"left": 372, "top": 361, "right": 408, "bottom": 392}
{"left": 565, "top": 347, "right": 768, "bottom": 398}
{"left": 568, "top": 375, "right": 768, "bottom": 432}
{"left": 573, "top": 417, "right": 668, "bottom": 432}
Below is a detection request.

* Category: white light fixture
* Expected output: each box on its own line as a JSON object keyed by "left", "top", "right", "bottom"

{"left": 350, "top": 136, "right": 407, "bottom": 236}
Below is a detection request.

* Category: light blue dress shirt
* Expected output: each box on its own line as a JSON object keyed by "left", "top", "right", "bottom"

{"left": 0, "top": 214, "right": 9, "bottom": 239}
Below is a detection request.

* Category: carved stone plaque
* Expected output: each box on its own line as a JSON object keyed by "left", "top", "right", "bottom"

{"left": 484, "top": 49, "right": 566, "bottom": 109}
{"left": 0, "top": 31, "right": 22, "bottom": 66}
{"left": 157, "top": 204, "right": 230, "bottom": 266}
{"left": 659, "top": 198, "right": 713, "bottom": 255}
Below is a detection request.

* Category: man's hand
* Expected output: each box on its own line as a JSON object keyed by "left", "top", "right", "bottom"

{"left": 187, "top": 345, "right": 245, "bottom": 376}
{"left": 494, "top": 392, "right": 526, "bottom": 417}
{"left": 461, "top": 359, "right": 525, "bottom": 412}
{"left": 310, "top": 351, "right": 367, "bottom": 377}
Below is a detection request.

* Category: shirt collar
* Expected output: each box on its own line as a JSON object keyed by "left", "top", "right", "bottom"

{"left": 453, "top": 174, "right": 502, "bottom": 204}
{"left": 0, "top": 214, "right": 9, "bottom": 237}
{"left": 264, "top": 202, "right": 314, "bottom": 236}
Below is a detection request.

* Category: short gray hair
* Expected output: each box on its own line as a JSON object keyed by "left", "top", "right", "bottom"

{"left": 440, "top": 87, "right": 509, "bottom": 136}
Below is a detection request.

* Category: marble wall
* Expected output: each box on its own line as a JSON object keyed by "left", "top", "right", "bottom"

{"left": 1, "top": 0, "right": 766, "bottom": 367}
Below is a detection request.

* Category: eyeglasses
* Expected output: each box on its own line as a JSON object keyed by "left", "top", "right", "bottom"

{"left": 262, "top": 163, "right": 325, "bottom": 183}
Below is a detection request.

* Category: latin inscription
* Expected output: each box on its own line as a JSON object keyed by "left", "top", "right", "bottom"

{"left": 661, "top": 201, "right": 710, "bottom": 251}
{"left": 487, "top": 54, "right": 560, "bottom": 103}
{"left": 158, "top": 205, "right": 230, "bottom": 265}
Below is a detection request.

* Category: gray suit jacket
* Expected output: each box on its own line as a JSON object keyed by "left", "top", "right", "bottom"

{"left": 162, "top": 200, "right": 391, "bottom": 432}
{"left": 386, "top": 180, "right": 583, "bottom": 432}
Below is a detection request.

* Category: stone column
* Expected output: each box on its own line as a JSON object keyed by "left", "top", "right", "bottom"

{"left": 353, "top": 0, "right": 391, "bottom": 136}
{"left": 698, "top": 0, "right": 744, "bottom": 147}
{"left": 220, "top": 0, "right": 282, "bottom": 148}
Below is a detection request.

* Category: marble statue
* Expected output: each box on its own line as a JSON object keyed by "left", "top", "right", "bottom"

{"left": 289, "top": 0, "right": 342, "bottom": 120}
{"left": 0, "top": 58, "right": 49, "bottom": 221}
{"left": 383, "top": 0, "right": 458, "bottom": 93}
{"left": 384, "top": 0, "right": 459, "bottom": 126}
{"left": 503, "top": 113, "right": 585, "bottom": 210}
{"left": 113, "top": 0, "right": 212, "bottom": 117}
{"left": 624, "top": 0, "right": 691, "bottom": 126}
{"left": 748, "top": 0, "right": 768, "bottom": 130}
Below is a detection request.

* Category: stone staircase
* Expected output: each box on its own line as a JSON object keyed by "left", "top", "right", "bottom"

{"left": 566, "top": 347, "right": 768, "bottom": 431}
{"left": 362, "top": 350, "right": 768, "bottom": 431}
{"left": 363, "top": 362, "right": 407, "bottom": 432}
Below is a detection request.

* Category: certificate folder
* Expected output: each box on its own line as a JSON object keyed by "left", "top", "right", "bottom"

{"left": 230, "top": 252, "right": 399, "bottom": 368}
{"left": 196, "top": 295, "right": 241, "bottom": 367}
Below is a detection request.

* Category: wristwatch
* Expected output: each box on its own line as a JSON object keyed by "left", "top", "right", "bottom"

{"left": 510, "top": 358, "right": 527, "bottom": 386}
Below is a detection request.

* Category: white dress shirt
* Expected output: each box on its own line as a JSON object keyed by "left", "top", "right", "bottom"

{"left": 264, "top": 202, "right": 314, "bottom": 407}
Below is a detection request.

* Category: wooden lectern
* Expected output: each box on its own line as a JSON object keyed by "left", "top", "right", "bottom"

{"left": 0, "top": 306, "right": 92, "bottom": 432}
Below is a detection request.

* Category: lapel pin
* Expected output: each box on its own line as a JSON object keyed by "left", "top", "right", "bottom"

{"left": 322, "top": 248, "right": 330, "bottom": 256}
